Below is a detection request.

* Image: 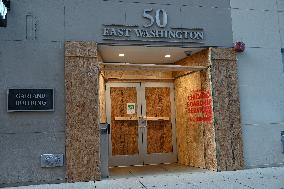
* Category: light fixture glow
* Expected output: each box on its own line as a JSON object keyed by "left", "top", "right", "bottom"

{"left": 165, "top": 54, "right": 171, "bottom": 58}
{"left": 119, "top": 53, "right": 125, "bottom": 57}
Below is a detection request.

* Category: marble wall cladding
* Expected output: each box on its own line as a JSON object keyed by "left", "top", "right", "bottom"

{"left": 210, "top": 48, "right": 244, "bottom": 171}
{"left": 65, "top": 42, "right": 101, "bottom": 181}
{"left": 174, "top": 49, "right": 217, "bottom": 170}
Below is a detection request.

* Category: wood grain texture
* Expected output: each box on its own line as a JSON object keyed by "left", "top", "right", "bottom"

{"left": 210, "top": 48, "right": 244, "bottom": 171}
{"left": 110, "top": 87, "right": 139, "bottom": 155}
{"left": 173, "top": 49, "right": 211, "bottom": 78}
{"left": 101, "top": 63, "right": 206, "bottom": 72}
{"left": 174, "top": 49, "right": 217, "bottom": 170}
{"left": 65, "top": 41, "right": 101, "bottom": 182}
{"left": 99, "top": 73, "right": 107, "bottom": 123}
{"left": 145, "top": 87, "right": 172, "bottom": 154}
{"left": 105, "top": 70, "right": 173, "bottom": 80}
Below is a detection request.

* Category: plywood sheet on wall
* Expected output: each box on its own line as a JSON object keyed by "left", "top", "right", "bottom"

{"left": 174, "top": 49, "right": 217, "bottom": 170}
{"left": 175, "top": 72, "right": 203, "bottom": 166}
{"left": 110, "top": 87, "right": 139, "bottom": 155}
{"left": 65, "top": 41, "right": 101, "bottom": 181}
{"left": 105, "top": 70, "right": 173, "bottom": 80}
{"left": 99, "top": 73, "right": 106, "bottom": 123}
{"left": 173, "top": 49, "right": 210, "bottom": 78}
{"left": 145, "top": 87, "right": 172, "bottom": 154}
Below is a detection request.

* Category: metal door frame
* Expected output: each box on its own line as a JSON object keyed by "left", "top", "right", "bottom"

{"left": 106, "top": 82, "right": 143, "bottom": 166}
{"left": 106, "top": 82, "right": 177, "bottom": 166}
{"left": 141, "top": 82, "right": 177, "bottom": 164}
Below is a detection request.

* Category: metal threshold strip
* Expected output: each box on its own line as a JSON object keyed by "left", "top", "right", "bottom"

{"left": 100, "top": 63, "right": 207, "bottom": 72}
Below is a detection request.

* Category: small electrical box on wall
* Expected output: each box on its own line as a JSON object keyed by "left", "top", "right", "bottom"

{"left": 40, "top": 154, "right": 64, "bottom": 168}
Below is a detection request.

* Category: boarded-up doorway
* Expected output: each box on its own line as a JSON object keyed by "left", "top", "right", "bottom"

{"left": 106, "top": 82, "right": 177, "bottom": 166}
{"left": 65, "top": 42, "right": 244, "bottom": 182}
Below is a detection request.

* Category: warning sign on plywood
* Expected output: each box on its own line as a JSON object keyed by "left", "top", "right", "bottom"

{"left": 187, "top": 90, "right": 213, "bottom": 123}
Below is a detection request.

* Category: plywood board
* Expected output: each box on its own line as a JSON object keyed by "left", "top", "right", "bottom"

{"left": 115, "top": 117, "right": 139, "bottom": 121}
{"left": 175, "top": 72, "right": 203, "bottom": 166}
{"left": 110, "top": 87, "right": 139, "bottom": 155}
{"left": 174, "top": 49, "right": 211, "bottom": 78}
{"left": 101, "top": 63, "right": 206, "bottom": 71}
{"left": 146, "top": 117, "right": 170, "bottom": 121}
{"left": 174, "top": 49, "right": 217, "bottom": 170}
{"left": 145, "top": 87, "right": 172, "bottom": 154}
{"left": 105, "top": 70, "right": 173, "bottom": 80}
{"left": 99, "top": 73, "right": 107, "bottom": 123}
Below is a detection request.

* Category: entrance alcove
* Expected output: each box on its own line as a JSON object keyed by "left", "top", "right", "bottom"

{"left": 64, "top": 41, "right": 244, "bottom": 182}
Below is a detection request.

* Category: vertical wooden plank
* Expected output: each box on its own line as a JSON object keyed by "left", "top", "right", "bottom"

{"left": 110, "top": 87, "right": 139, "bottom": 155}
{"left": 105, "top": 70, "right": 173, "bottom": 80}
{"left": 145, "top": 87, "right": 173, "bottom": 154}
{"left": 99, "top": 73, "right": 107, "bottom": 123}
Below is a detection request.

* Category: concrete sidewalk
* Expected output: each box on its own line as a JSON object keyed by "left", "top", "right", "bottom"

{"left": 5, "top": 166, "right": 284, "bottom": 189}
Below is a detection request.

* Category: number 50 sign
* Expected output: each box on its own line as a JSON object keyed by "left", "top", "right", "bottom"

{"left": 143, "top": 8, "right": 168, "bottom": 28}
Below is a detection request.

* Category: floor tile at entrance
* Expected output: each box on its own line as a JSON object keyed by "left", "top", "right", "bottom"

{"left": 109, "top": 163, "right": 207, "bottom": 179}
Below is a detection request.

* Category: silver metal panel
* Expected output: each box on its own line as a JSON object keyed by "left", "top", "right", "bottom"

{"left": 40, "top": 154, "right": 64, "bottom": 168}
{"left": 100, "top": 123, "right": 109, "bottom": 178}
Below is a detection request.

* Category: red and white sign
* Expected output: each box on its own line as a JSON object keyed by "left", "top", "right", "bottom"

{"left": 187, "top": 90, "right": 213, "bottom": 123}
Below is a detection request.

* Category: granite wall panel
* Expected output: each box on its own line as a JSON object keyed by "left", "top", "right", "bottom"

{"left": 210, "top": 48, "right": 244, "bottom": 171}
{"left": 65, "top": 41, "right": 101, "bottom": 181}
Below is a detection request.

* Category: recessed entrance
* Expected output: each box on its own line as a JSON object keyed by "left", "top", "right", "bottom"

{"left": 64, "top": 42, "right": 244, "bottom": 181}
{"left": 99, "top": 45, "right": 217, "bottom": 172}
{"left": 106, "top": 82, "right": 177, "bottom": 166}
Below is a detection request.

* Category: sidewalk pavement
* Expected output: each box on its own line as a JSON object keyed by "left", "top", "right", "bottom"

{"left": 5, "top": 166, "right": 284, "bottom": 189}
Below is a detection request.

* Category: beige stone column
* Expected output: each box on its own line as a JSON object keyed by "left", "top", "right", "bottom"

{"left": 64, "top": 41, "right": 101, "bottom": 181}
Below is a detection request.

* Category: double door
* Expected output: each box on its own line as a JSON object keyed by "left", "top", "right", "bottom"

{"left": 106, "top": 82, "right": 177, "bottom": 166}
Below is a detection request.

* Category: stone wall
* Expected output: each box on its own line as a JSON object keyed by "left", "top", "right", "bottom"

{"left": 65, "top": 41, "right": 101, "bottom": 181}
{"left": 210, "top": 48, "right": 244, "bottom": 171}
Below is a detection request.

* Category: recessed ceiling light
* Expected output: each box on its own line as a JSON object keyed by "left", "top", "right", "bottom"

{"left": 119, "top": 53, "right": 125, "bottom": 57}
{"left": 165, "top": 54, "right": 171, "bottom": 58}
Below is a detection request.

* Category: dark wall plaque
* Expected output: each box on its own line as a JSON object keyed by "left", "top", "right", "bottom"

{"left": 7, "top": 89, "right": 54, "bottom": 112}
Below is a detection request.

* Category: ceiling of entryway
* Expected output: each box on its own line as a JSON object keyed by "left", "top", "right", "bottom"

{"left": 98, "top": 45, "right": 204, "bottom": 64}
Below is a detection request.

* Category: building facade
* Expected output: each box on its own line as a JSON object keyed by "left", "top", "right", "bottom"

{"left": 231, "top": 0, "right": 284, "bottom": 168}
{"left": 0, "top": 0, "right": 283, "bottom": 186}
